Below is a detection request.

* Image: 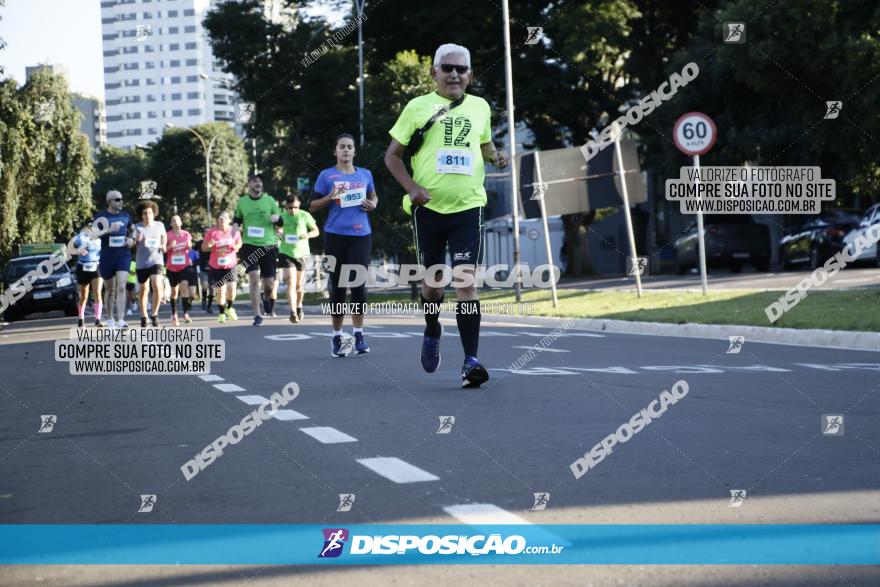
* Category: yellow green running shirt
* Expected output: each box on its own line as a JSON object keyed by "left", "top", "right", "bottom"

{"left": 389, "top": 92, "right": 492, "bottom": 215}
{"left": 233, "top": 193, "right": 282, "bottom": 246}
{"left": 279, "top": 210, "right": 318, "bottom": 258}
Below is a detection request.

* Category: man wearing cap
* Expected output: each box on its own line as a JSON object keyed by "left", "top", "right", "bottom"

{"left": 94, "top": 190, "right": 135, "bottom": 328}
{"left": 232, "top": 174, "right": 283, "bottom": 326}
{"left": 384, "top": 42, "right": 509, "bottom": 388}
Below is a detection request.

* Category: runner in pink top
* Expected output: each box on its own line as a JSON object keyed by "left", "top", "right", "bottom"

{"left": 165, "top": 215, "right": 195, "bottom": 326}
{"left": 201, "top": 211, "right": 242, "bottom": 323}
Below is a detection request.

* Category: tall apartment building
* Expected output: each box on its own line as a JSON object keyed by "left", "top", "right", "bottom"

{"left": 100, "top": 0, "right": 237, "bottom": 149}
{"left": 71, "top": 94, "right": 108, "bottom": 153}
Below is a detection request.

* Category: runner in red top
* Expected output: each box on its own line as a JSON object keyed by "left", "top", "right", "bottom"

{"left": 201, "top": 211, "right": 242, "bottom": 323}
{"left": 165, "top": 215, "right": 195, "bottom": 326}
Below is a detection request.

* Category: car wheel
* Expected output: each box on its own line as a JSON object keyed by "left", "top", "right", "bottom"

{"left": 3, "top": 308, "right": 22, "bottom": 322}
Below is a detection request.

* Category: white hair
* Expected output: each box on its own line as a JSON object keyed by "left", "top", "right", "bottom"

{"left": 106, "top": 190, "right": 122, "bottom": 202}
{"left": 433, "top": 43, "right": 471, "bottom": 68}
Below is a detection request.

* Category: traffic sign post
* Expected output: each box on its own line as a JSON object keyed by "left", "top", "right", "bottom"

{"left": 613, "top": 133, "right": 643, "bottom": 298}
{"left": 531, "top": 151, "right": 558, "bottom": 308}
{"left": 673, "top": 112, "right": 717, "bottom": 295}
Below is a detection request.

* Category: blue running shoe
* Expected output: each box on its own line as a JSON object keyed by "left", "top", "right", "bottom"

{"left": 331, "top": 334, "right": 353, "bottom": 358}
{"left": 253, "top": 314, "right": 263, "bottom": 327}
{"left": 461, "top": 356, "right": 489, "bottom": 388}
{"left": 420, "top": 324, "right": 442, "bottom": 373}
{"left": 354, "top": 332, "right": 370, "bottom": 354}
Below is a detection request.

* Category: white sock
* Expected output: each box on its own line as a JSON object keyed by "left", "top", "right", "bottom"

{"left": 333, "top": 330, "right": 343, "bottom": 336}
{"left": 353, "top": 327, "right": 364, "bottom": 334}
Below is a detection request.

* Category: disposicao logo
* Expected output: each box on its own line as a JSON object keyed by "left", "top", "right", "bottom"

{"left": 318, "top": 528, "right": 349, "bottom": 558}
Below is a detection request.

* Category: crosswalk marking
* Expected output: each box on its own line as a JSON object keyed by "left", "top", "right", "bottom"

{"left": 213, "top": 383, "right": 245, "bottom": 393}
{"left": 199, "top": 374, "right": 224, "bottom": 382}
{"left": 356, "top": 457, "right": 439, "bottom": 483}
{"left": 300, "top": 427, "right": 357, "bottom": 443}
{"left": 271, "top": 409, "right": 309, "bottom": 421}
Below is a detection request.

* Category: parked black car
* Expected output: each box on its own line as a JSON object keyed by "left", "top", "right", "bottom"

{"left": 673, "top": 215, "right": 771, "bottom": 274}
{"left": 779, "top": 208, "right": 864, "bottom": 270}
{"left": 1, "top": 255, "right": 78, "bottom": 322}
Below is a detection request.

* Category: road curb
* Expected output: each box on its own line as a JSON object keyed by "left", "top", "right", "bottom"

{"left": 477, "top": 313, "right": 880, "bottom": 352}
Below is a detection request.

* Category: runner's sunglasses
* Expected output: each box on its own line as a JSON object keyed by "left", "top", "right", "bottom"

{"left": 437, "top": 64, "right": 470, "bottom": 75}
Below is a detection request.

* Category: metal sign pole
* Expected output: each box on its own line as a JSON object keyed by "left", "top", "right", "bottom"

{"left": 694, "top": 154, "right": 708, "bottom": 295}
{"left": 501, "top": 0, "right": 521, "bottom": 303}
{"left": 532, "top": 151, "right": 558, "bottom": 307}
{"left": 613, "top": 137, "right": 642, "bottom": 298}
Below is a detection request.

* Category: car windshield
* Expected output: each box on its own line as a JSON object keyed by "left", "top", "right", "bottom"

{"left": 5, "top": 258, "right": 68, "bottom": 280}
{"left": 821, "top": 210, "right": 861, "bottom": 224}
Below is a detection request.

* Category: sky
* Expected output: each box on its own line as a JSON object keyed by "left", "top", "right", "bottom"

{"left": 0, "top": 0, "right": 105, "bottom": 98}
{"left": 0, "top": 0, "right": 343, "bottom": 101}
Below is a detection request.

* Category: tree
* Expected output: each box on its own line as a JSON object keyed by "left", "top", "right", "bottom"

{"left": 0, "top": 69, "right": 94, "bottom": 260}
{"left": 92, "top": 145, "right": 150, "bottom": 204}
{"left": 148, "top": 122, "right": 249, "bottom": 229}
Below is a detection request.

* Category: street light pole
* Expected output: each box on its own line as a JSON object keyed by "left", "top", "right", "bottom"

{"left": 501, "top": 0, "right": 522, "bottom": 303}
{"left": 165, "top": 123, "right": 216, "bottom": 219}
{"left": 355, "top": 0, "right": 366, "bottom": 147}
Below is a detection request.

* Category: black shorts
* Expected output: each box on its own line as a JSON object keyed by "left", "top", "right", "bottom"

{"left": 209, "top": 267, "right": 236, "bottom": 288}
{"left": 277, "top": 254, "right": 304, "bottom": 271}
{"left": 412, "top": 206, "right": 484, "bottom": 269}
{"left": 167, "top": 266, "right": 196, "bottom": 287}
{"left": 240, "top": 243, "right": 278, "bottom": 278}
{"left": 136, "top": 265, "right": 162, "bottom": 284}
{"left": 76, "top": 265, "right": 100, "bottom": 285}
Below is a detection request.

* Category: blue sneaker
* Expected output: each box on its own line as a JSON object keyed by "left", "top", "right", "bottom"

{"left": 353, "top": 332, "right": 370, "bottom": 354}
{"left": 253, "top": 314, "right": 263, "bottom": 327}
{"left": 461, "top": 356, "right": 489, "bottom": 388}
{"left": 420, "top": 324, "right": 442, "bottom": 373}
{"left": 331, "top": 334, "right": 353, "bottom": 358}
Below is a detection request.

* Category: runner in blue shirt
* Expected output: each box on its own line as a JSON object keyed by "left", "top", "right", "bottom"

{"left": 310, "top": 133, "right": 379, "bottom": 357}
{"left": 71, "top": 227, "right": 104, "bottom": 328}
{"left": 94, "top": 191, "right": 135, "bottom": 329}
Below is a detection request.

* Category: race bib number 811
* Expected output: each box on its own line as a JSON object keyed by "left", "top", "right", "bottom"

{"left": 436, "top": 149, "right": 473, "bottom": 175}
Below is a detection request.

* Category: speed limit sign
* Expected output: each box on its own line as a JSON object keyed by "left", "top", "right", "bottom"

{"left": 673, "top": 112, "right": 717, "bottom": 155}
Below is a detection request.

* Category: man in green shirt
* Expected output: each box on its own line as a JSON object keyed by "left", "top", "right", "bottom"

{"left": 384, "top": 43, "right": 509, "bottom": 389}
{"left": 276, "top": 195, "right": 319, "bottom": 323}
{"left": 233, "top": 174, "right": 283, "bottom": 327}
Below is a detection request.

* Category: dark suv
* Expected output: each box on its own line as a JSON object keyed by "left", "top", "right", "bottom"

{"left": 672, "top": 215, "right": 771, "bottom": 273}
{"left": 1, "top": 255, "right": 78, "bottom": 322}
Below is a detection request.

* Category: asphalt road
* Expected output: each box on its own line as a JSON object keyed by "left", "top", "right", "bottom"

{"left": 1, "top": 306, "right": 878, "bottom": 586}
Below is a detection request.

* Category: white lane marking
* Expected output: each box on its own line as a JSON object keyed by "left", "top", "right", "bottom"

{"left": 265, "top": 333, "right": 313, "bottom": 341}
{"left": 443, "top": 503, "right": 531, "bottom": 524}
{"left": 356, "top": 457, "right": 439, "bottom": 483}
{"left": 271, "top": 409, "right": 309, "bottom": 421}
{"left": 236, "top": 395, "right": 269, "bottom": 405}
{"left": 214, "top": 383, "right": 245, "bottom": 393}
{"left": 199, "top": 374, "right": 224, "bottom": 382}
{"left": 512, "top": 345, "right": 570, "bottom": 353}
{"left": 443, "top": 503, "right": 572, "bottom": 546}
{"left": 301, "top": 427, "right": 357, "bottom": 443}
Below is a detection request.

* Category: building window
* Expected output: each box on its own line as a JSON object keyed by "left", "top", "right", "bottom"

{"left": 169, "top": 43, "right": 179, "bottom": 50}
{"left": 171, "top": 93, "right": 182, "bottom": 100}
{"left": 186, "top": 91, "right": 199, "bottom": 99}
{"left": 184, "top": 25, "right": 196, "bottom": 33}
{"left": 185, "top": 59, "right": 198, "bottom": 66}
{"left": 168, "top": 10, "right": 178, "bottom": 17}
{"left": 185, "top": 42, "right": 197, "bottom": 50}
{"left": 144, "top": 46, "right": 154, "bottom": 53}
{"left": 146, "top": 79, "right": 156, "bottom": 86}
{"left": 188, "top": 108, "right": 201, "bottom": 116}
{"left": 169, "top": 60, "right": 180, "bottom": 67}
{"left": 183, "top": 9, "right": 195, "bottom": 16}
{"left": 168, "top": 26, "right": 179, "bottom": 34}
{"left": 148, "top": 111, "right": 158, "bottom": 118}
{"left": 142, "top": 12, "right": 152, "bottom": 19}
{"left": 172, "top": 109, "right": 183, "bottom": 117}
{"left": 146, "top": 96, "right": 157, "bottom": 103}
{"left": 186, "top": 75, "right": 198, "bottom": 82}
{"left": 145, "top": 62, "right": 155, "bottom": 69}
{"left": 170, "top": 76, "right": 181, "bottom": 83}
{"left": 148, "top": 128, "right": 158, "bottom": 135}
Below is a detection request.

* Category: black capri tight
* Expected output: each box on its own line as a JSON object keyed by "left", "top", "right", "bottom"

{"left": 324, "top": 232, "right": 371, "bottom": 315}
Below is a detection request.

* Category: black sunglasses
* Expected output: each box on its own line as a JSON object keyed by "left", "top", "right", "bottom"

{"left": 438, "top": 64, "right": 469, "bottom": 75}
{"left": 110, "top": 198, "right": 122, "bottom": 202}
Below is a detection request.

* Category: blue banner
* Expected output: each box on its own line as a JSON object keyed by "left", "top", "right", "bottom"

{"left": 1, "top": 525, "right": 878, "bottom": 565}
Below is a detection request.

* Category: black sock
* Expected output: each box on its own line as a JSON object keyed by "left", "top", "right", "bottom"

{"left": 206, "top": 294, "right": 213, "bottom": 309}
{"left": 182, "top": 298, "right": 191, "bottom": 312}
{"left": 170, "top": 298, "right": 177, "bottom": 314}
{"left": 422, "top": 294, "right": 443, "bottom": 337}
{"left": 266, "top": 298, "right": 275, "bottom": 313}
{"left": 226, "top": 300, "right": 234, "bottom": 310}
{"left": 456, "top": 300, "right": 481, "bottom": 358}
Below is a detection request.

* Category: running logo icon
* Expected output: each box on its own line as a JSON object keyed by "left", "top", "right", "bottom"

{"left": 34, "top": 101, "right": 56, "bottom": 123}
{"left": 38, "top": 415, "right": 57, "bottom": 433}
{"left": 139, "top": 180, "right": 157, "bottom": 200}
{"left": 627, "top": 256, "right": 648, "bottom": 277}
{"left": 525, "top": 27, "right": 543, "bottom": 45}
{"left": 821, "top": 414, "right": 844, "bottom": 436}
{"left": 337, "top": 494, "right": 356, "bottom": 512}
{"left": 138, "top": 494, "right": 157, "bottom": 513}
{"left": 531, "top": 492, "right": 550, "bottom": 511}
{"left": 727, "top": 336, "right": 745, "bottom": 354}
{"left": 529, "top": 182, "right": 548, "bottom": 200}
{"left": 728, "top": 489, "right": 746, "bottom": 508}
{"left": 824, "top": 101, "right": 842, "bottom": 120}
{"left": 723, "top": 22, "right": 745, "bottom": 44}
{"left": 135, "top": 24, "right": 152, "bottom": 41}
{"left": 318, "top": 528, "right": 349, "bottom": 558}
{"left": 237, "top": 102, "right": 257, "bottom": 124}
{"left": 437, "top": 416, "right": 455, "bottom": 434}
